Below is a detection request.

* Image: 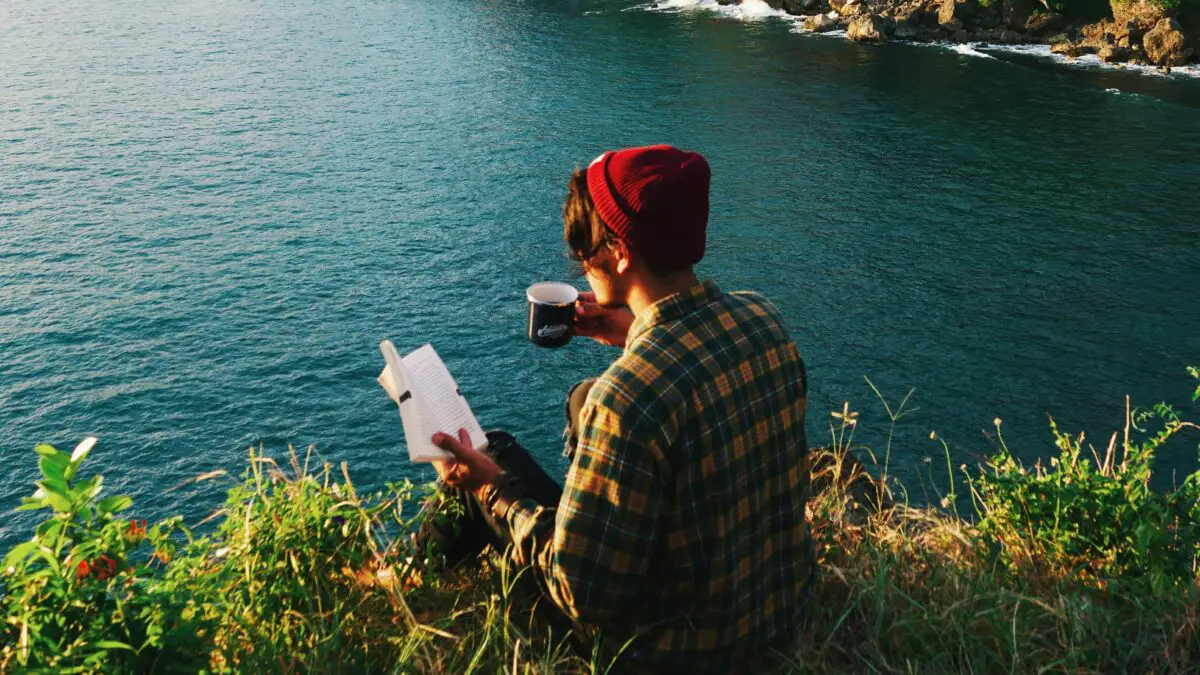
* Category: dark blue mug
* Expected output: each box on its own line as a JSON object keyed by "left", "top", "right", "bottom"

{"left": 526, "top": 282, "right": 579, "bottom": 348}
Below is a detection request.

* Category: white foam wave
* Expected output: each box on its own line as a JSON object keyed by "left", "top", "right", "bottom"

{"left": 645, "top": 0, "right": 792, "bottom": 21}
{"left": 950, "top": 43, "right": 995, "bottom": 59}
{"left": 986, "top": 43, "right": 1200, "bottom": 79}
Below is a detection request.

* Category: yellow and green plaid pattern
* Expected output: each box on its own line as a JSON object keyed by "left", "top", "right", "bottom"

{"left": 503, "top": 280, "right": 813, "bottom": 672}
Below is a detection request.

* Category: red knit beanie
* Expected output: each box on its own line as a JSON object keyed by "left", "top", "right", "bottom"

{"left": 585, "top": 144, "right": 710, "bottom": 270}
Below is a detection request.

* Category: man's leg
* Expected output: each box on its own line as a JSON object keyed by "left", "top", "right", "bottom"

{"left": 415, "top": 430, "right": 562, "bottom": 568}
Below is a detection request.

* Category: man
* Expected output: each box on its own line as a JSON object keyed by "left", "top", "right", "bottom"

{"left": 424, "top": 144, "right": 814, "bottom": 673}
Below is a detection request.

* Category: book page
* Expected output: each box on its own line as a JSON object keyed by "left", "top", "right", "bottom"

{"left": 379, "top": 340, "right": 453, "bottom": 462}
{"left": 402, "top": 344, "right": 487, "bottom": 451}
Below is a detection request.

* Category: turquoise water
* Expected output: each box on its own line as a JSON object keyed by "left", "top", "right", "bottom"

{"left": 3, "top": 0, "right": 1199, "bottom": 543}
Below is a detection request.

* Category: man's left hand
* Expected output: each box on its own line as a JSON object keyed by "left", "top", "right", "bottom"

{"left": 432, "top": 428, "right": 502, "bottom": 494}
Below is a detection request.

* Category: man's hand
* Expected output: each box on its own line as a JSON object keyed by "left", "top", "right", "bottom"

{"left": 432, "top": 428, "right": 502, "bottom": 495}
{"left": 575, "top": 291, "right": 634, "bottom": 348}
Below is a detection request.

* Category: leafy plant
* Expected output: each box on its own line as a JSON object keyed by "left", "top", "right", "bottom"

{"left": 970, "top": 376, "right": 1200, "bottom": 592}
{"left": 0, "top": 438, "right": 203, "bottom": 672}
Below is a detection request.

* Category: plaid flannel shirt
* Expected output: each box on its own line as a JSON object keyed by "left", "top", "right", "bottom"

{"left": 497, "top": 280, "right": 813, "bottom": 673}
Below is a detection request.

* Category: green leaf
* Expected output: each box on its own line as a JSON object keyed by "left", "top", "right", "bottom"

{"left": 3, "top": 540, "right": 40, "bottom": 570}
{"left": 38, "top": 451, "right": 70, "bottom": 483}
{"left": 34, "top": 444, "right": 59, "bottom": 458}
{"left": 77, "top": 475, "right": 104, "bottom": 503}
{"left": 66, "top": 437, "right": 98, "bottom": 481}
{"left": 37, "top": 518, "right": 64, "bottom": 542}
{"left": 92, "top": 640, "right": 134, "bottom": 651}
{"left": 35, "top": 482, "right": 74, "bottom": 513}
{"left": 17, "top": 496, "right": 49, "bottom": 511}
{"left": 39, "top": 474, "right": 72, "bottom": 498}
{"left": 97, "top": 495, "right": 133, "bottom": 515}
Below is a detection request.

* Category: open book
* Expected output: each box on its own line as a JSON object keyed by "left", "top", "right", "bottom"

{"left": 378, "top": 341, "right": 488, "bottom": 462}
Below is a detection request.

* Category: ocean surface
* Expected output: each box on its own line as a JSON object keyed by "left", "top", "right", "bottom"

{"left": 3, "top": 0, "right": 1199, "bottom": 544}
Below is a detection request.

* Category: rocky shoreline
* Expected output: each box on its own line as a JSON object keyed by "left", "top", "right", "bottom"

{"left": 712, "top": 0, "right": 1197, "bottom": 70}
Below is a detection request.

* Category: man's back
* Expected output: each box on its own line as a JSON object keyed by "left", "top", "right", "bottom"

{"left": 560, "top": 279, "right": 813, "bottom": 672}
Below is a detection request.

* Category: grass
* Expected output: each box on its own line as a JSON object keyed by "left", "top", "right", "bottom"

{"left": 3, "top": 369, "right": 1200, "bottom": 673}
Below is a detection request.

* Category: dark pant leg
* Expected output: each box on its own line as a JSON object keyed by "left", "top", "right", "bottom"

{"left": 414, "top": 430, "right": 562, "bottom": 568}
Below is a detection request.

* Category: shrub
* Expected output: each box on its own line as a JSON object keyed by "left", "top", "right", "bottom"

{"left": 0, "top": 438, "right": 208, "bottom": 672}
{"left": 972, "top": 398, "right": 1200, "bottom": 592}
{"left": 0, "top": 444, "right": 593, "bottom": 673}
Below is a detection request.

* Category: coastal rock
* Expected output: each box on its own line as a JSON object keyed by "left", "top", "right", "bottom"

{"left": 917, "top": 25, "right": 944, "bottom": 40}
{"left": 1114, "top": 20, "right": 1142, "bottom": 48}
{"left": 1025, "top": 12, "right": 1064, "bottom": 36}
{"left": 842, "top": 0, "right": 869, "bottom": 16}
{"left": 782, "top": 0, "right": 823, "bottom": 15}
{"left": 716, "top": 0, "right": 740, "bottom": 5}
{"left": 1001, "top": 0, "right": 1034, "bottom": 30}
{"left": 1097, "top": 44, "right": 1132, "bottom": 62}
{"left": 893, "top": 20, "right": 920, "bottom": 38}
{"left": 1142, "top": 17, "right": 1192, "bottom": 66}
{"left": 803, "top": 13, "right": 840, "bottom": 31}
{"left": 1000, "top": 29, "right": 1024, "bottom": 43}
{"left": 1111, "top": 0, "right": 1172, "bottom": 31}
{"left": 1078, "top": 19, "right": 1146, "bottom": 51}
{"left": 1050, "top": 41, "right": 1094, "bottom": 57}
{"left": 848, "top": 13, "right": 891, "bottom": 40}
{"left": 951, "top": 28, "right": 970, "bottom": 41}
{"left": 938, "top": 0, "right": 977, "bottom": 29}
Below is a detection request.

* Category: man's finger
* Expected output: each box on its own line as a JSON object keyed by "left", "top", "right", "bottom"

{"left": 575, "top": 302, "right": 607, "bottom": 318}
{"left": 432, "top": 431, "right": 470, "bottom": 459}
{"left": 577, "top": 291, "right": 596, "bottom": 303}
{"left": 457, "top": 428, "right": 471, "bottom": 448}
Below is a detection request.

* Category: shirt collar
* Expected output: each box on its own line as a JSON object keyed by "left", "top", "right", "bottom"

{"left": 626, "top": 279, "right": 723, "bottom": 348}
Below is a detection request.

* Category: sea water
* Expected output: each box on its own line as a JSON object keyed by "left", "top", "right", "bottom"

{"left": 2, "top": 0, "right": 1198, "bottom": 543}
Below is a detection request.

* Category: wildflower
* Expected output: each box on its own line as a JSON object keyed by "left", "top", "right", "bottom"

{"left": 923, "top": 456, "right": 932, "bottom": 464}
{"left": 940, "top": 497, "right": 951, "bottom": 509}
{"left": 126, "top": 519, "right": 147, "bottom": 542}
{"left": 154, "top": 549, "right": 172, "bottom": 564}
{"left": 1050, "top": 457, "right": 1059, "bottom": 466}
{"left": 831, "top": 402, "right": 859, "bottom": 427}
{"left": 929, "top": 431, "right": 937, "bottom": 440}
{"left": 76, "top": 555, "right": 117, "bottom": 582}
{"left": 93, "top": 555, "right": 117, "bottom": 581}
{"left": 993, "top": 417, "right": 1002, "bottom": 427}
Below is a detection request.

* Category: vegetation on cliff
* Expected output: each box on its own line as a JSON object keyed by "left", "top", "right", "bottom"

{"left": 2, "top": 369, "right": 1199, "bottom": 673}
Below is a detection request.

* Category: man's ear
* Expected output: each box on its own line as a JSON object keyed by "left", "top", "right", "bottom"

{"left": 612, "top": 238, "right": 632, "bottom": 275}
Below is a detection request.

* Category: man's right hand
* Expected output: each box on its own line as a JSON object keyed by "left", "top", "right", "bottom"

{"left": 575, "top": 291, "right": 633, "bottom": 348}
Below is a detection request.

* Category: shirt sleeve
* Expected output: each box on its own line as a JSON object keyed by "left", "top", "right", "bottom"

{"left": 498, "top": 387, "right": 665, "bottom": 623}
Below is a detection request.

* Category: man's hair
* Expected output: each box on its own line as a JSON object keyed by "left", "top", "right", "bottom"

{"left": 563, "top": 168, "right": 611, "bottom": 267}
{"left": 563, "top": 169, "right": 687, "bottom": 275}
